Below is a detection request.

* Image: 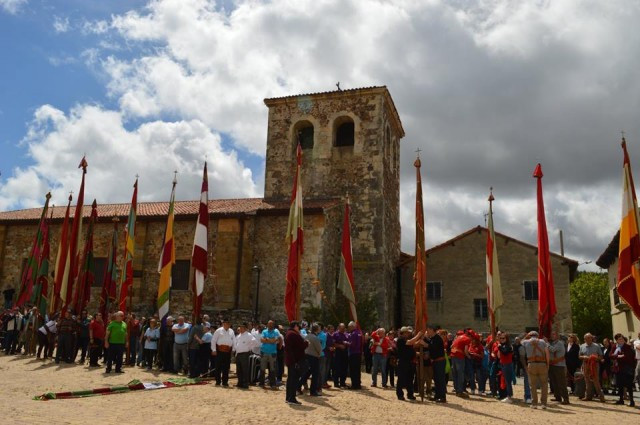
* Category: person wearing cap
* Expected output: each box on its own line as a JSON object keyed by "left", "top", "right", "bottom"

{"left": 347, "top": 321, "right": 362, "bottom": 390}
{"left": 522, "top": 331, "right": 550, "bottom": 409}
{"left": 548, "top": 331, "right": 569, "bottom": 404}
{"left": 235, "top": 322, "right": 257, "bottom": 389}
{"left": 211, "top": 318, "right": 235, "bottom": 386}
{"left": 425, "top": 325, "right": 447, "bottom": 403}
{"left": 396, "top": 326, "right": 423, "bottom": 401}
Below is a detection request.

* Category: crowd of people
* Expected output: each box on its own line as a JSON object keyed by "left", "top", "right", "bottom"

{"left": 1, "top": 305, "right": 639, "bottom": 408}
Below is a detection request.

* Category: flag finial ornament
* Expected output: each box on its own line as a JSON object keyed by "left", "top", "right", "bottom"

{"left": 533, "top": 163, "right": 543, "bottom": 178}
{"left": 488, "top": 187, "right": 494, "bottom": 203}
{"left": 78, "top": 156, "right": 88, "bottom": 172}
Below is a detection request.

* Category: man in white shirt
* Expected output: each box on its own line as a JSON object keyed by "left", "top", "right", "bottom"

{"left": 634, "top": 331, "right": 640, "bottom": 389}
{"left": 235, "top": 323, "right": 256, "bottom": 388}
{"left": 211, "top": 319, "right": 235, "bottom": 386}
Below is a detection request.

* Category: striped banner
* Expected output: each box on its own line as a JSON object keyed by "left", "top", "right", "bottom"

{"left": 191, "top": 162, "right": 209, "bottom": 320}
{"left": 285, "top": 143, "right": 304, "bottom": 322}
{"left": 119, "top": 178, "right": 138, "bottom": 313}
{"left": 337, "top": 197, "right": 357, "bottom": 324}
{"left": 157, "top": 175, "right": 177, "bottom": 319}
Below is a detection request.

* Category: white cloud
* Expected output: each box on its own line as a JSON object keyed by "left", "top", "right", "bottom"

{"left": 0, "top": 104, "right": 257, "bottom": 210}
{"left": 53, "top": 16, "right": 70, "bottom": 33}
{"left": 0, "top": 0, "right": 27, "bottom": 14}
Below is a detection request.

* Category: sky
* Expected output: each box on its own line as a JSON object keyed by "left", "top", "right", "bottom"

{"left": 1, "top": 0, "right": 639, "bottom": 271}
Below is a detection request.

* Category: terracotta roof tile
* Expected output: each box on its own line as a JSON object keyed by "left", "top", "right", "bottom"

{"left": 0, "top": 198, "right": 340, "bottom": 223}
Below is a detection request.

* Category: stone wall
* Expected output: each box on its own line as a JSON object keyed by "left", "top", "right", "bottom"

{"left": 400, "top": 228, "right": 575, "bottom": 335}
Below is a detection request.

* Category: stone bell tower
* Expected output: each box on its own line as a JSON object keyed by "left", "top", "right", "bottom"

{"left": 262, "top": 86, "right": 404, "bottom": 325}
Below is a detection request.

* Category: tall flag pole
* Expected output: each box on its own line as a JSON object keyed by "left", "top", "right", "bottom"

{"left": 62, "top": 156, "right": 88, "bottom": 313}
{"left": 617, "top": 137, "right": 640, "bottom": 319}
{"left": 31, "top": 205, "right": 53, "bottom": 316}
{"left": 157, "top": 173, "right": 177, "bottom": 320}
{"left": 533, "top": 163, "right": 556, "bottom": 339}
{"left": 51, "top": 194, "right": 72, "bottom": 316}
{"left": 73, "top": 200, "right": 97, "bottom": 314}
{"left": 486, "top": 188, "right": 503, "bottom": 337}
{"left": 285, "top": 143, "right": 304, "bottom": 322}
{"left": 119, "top": 178, "right": 138, "bottom": 313}
{"left": 413, "top": 153, "right": 428, "bottom": 402}
{"left": 191, "top": 162, "right": 209, "bottom": 321}
{"left": 15, "top": 192, "right": 51, "bottom": 307}
{"left": 337, "top": 196, "right": 358, "bottom": 324}
{"left": 101, "top": 217, "right": 119, "bottom": 319}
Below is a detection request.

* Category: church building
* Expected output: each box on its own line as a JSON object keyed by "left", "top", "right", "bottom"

{"left": 0, "top": 87, "right": 404, "bottom": 325}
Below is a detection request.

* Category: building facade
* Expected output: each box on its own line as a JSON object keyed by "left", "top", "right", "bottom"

{"left": 399, "top": 226, "right": 577, "bottom": 335}
{"left": 596, "top": 232, "right": 640, "bottom": 340}
{"left": 0, "top": 86, "right": 404, "bottom": 325}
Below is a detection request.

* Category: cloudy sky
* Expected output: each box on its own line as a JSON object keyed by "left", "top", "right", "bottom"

{"left": 1, "top": 0, "right": 638, "bottom": 270}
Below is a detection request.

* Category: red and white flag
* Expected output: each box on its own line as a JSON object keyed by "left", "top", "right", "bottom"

{"left": 285, "top": 143, "right": 304, "bottom": 322}
{"left": 191, "top": 162, "right": 209, "bottom": 320}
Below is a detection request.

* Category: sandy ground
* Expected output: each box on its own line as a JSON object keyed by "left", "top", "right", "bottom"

{"left": 1, "top": 354, "right": 639, "bottom": 425}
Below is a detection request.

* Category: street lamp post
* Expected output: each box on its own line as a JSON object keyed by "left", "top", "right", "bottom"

{"left": 252, "top": 265, "right": 262, "bottom": 322}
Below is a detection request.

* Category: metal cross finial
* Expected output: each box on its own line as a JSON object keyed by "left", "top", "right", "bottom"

{"left": 415, "top": 148, "right": 422, "bottom": 158}
{"left": 135, "top": 174, "right": 139, "bottom": 179}
{"left": 336, "top": 82, "right": 341, "bottom": 91}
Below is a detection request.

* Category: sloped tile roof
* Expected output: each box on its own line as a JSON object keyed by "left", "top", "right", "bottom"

{"left": 0, "top": 198, "right": 340, "bottom": 223}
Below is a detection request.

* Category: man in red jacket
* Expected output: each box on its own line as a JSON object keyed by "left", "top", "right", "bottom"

{"left": 285, "top": 321, "right": 308, "bottom": 405}
{"left": 370, "top": 328, "right": 390, "bottom": 387}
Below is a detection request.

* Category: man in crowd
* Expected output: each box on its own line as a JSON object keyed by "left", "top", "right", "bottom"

{"left": 160, "top": 316, "right": 175, "bottom": 372}
{"left": 211, "top": 318, "right": 235, "bottom": 386}
{"left": 449, "top": 329, "right": 471, "bottom": 396}
{"left": 4, "top": 307, "right": 22, "bottom": 354}
{"left": 36, "top": 314, "right": 57, "bottom": 360}
{"left": 188, "top": 317, "right": 204, "bottom": 378}
{"left": 332, "top": 323, "right": 349, "bottom": 388}
{"left": 579, "top": 333, "right": 605, "bottom": 402}
{"left": 55, "top": 310, "right": 77, "bottom": 364}
{"left": 234, "top": 322, "right": 257, "bottom": 389}
{"left": 260, "top": 320, "right": 280, "bottom": 389}
{"left": 284, "top": 321, "right": 308, "bottom": 405}
{"left": 300, "top": 323, "right": 322, "bottom": 396}
{"left": 426, "top": 325, "right": 447, "bottom": 403}
{"left": 347, "top": 321, "right": 362, "bottom": 390}
{"left": 171, "top": 315, "right": 191, "bottom": 374}
{"left": 323, "top": 324, "right": 335, "bottom": 389}
{"left": 634, "top": 331, "right": 640, "bottom": 390}
{"left": 548, "top": 331, "right": 569, "bottom": 405}
{"left": 88, "top": 312, "right": 105, "bottom": 367}
{"left": 396, "top": 327, "right": 422, "bottom": 401}
{"left": 75, "top": 310, "right": 90, "bottom": 364}
{"left": 522, "top": 331, "right": 549, "bottom": 409}
{"left": 370, "top": 328, "right": 389, "bottom": 388}
{"left": 104, "top": 311, "right": 128, "bottom": 373}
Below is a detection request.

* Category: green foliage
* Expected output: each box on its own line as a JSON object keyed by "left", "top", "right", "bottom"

{"left": 302, "top": 292, "right": 379, "bottom": 331}
{"left": 569, "top": 271, "right": 613, "bottom": 339}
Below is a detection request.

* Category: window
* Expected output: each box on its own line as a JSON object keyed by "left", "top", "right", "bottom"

{"left": 474, "top": 298, "right": 488, "bottom": 320}
{"left": 334, "top": 116, "right": 355, "bottom": 147}
{"left": 171, "top": 260, "right": 191, "bottom": 291}
{"left": 523, "top": 280, "right": 538, "bottom": 301}
{"left": 92, "top": 257, "right": 108, "bottom": 287}
{"left": 426, "top": 281, "right": 442, "bottom": 301}
{"left": 293, "top": 120, "right": 314, "bottom": 150}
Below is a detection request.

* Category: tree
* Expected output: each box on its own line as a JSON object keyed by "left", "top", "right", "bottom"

{"left": 569, "top": 271, "right": 613, "bottom": 339}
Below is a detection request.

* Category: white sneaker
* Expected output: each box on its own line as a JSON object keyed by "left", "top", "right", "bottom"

{"left": 479, "top": 391, "right": 486, "bottom": 396}
{"left": 525, "top": 398, "right": 532, "bottom": 404}
{"left": 501, "top": 397, "right": 513, "bottom": 403}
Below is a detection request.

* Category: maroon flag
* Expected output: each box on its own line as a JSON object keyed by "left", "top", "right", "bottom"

{"left": 414, "top": 157, "right": 428, "bottom": 333}
{"left": 16, "top": 193, "right": 51, "bottom": 307}
{"left": 337, "top": 197, "right": 357, "bottom": 324}
{"left": 285, "top": 143, "right": 304, "bottom": 322}
{"left": 191, "top": 162, "right": 209, "bottom": 320}
{"left": 63, "top": 157, "right": 87, "bottom": 313}
{"left": 73, "top": 200, "right": 97, "bottom": 314}
{"left": 533, "top": 163, "right": 556, "bottom": 338}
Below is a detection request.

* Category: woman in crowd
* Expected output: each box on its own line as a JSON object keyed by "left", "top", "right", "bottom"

{"left": 385, "top": 330, "right": 397, "bottom": 388}
{"left": 497, "top": 333, "right": 514, "bottom": 403}
{"left": 143, "top": 318, "right": 160, "bottom": 371}
{"left": 610, "top": 333, "right": 635, "bottom": 407}
{"left": 566, "top": 334, "right": 581, "bottom": 394}
{"left": 601, "top": 337, "right": 613, "bottom": 394}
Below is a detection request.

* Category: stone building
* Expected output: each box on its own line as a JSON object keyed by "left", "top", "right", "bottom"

{"left": 398, "top": 226, "right": 577, "bottom": 335}
{"left": 0, "top": 86, "right": 404, "bottom": 325}
{"left": 596, "top": 232, "right": 640, "bottom": 340}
